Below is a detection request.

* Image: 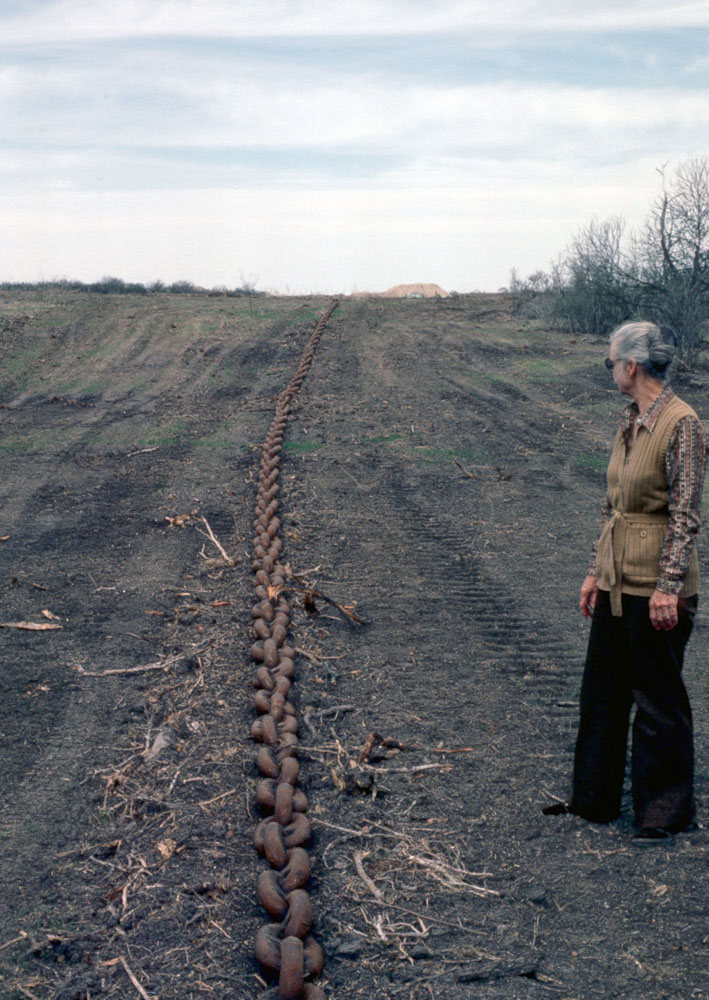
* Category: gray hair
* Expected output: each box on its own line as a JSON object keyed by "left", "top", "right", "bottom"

{"left": 609, "top": 321, "right": 675, "bottom": 381}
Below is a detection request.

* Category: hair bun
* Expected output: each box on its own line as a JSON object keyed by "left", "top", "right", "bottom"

{"left": 648, "top": 340, "right": 674, "bottom": 369}
{"left": 648, "top": 326, "right": 675, "bottom": 370}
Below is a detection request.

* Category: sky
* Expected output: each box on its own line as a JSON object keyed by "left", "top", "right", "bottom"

{"left": 1, "top": 1, "right": 708, "bottom": 295}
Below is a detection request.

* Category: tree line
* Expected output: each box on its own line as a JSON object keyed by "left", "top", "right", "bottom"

{"left": 510, "top": 156, "right": 709, "bottom": 365}
{"left": 0, "top": 277, "right": 263, "bottom": 297}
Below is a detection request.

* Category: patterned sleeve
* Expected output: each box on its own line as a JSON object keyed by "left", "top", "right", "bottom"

{"left": 587, "top": 493, "right": 613, "bottom": 577}
{"left": 657, "top": 415, "right": 706, "bottom": 594}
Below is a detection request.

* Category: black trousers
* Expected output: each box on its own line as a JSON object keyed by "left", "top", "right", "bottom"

{"left": 570, "top": 589, "right": 697, "bottom": 830}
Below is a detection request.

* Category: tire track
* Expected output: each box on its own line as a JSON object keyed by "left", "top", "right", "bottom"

{"left": 315, "top": 468, "right": 582, "bottom": 714}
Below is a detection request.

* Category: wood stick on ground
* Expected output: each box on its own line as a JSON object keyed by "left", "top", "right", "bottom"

{"left": 76, "top": 644, "right": 208, "bottom": 677}
{"left": 354, "top": 850, "right": 383, "bottom": 900}
{"left": 455, "top": 459, "right": 477, "bottom": 479}
{"left": 359, "top": 762, "right": 449, "bottom": 775}
{"left": 17, "top": 988, "right": 42, "bottom": 1000}
{"left": 312, "top": 817, "right": 402, "bottom": 839}
{"left": 349, "top": 897, "right": 490, "bottom": 938}
{"left": 0, "top": 931, "right": 27, "bottom": 951}
{"left": 337, "top": 462, "right": 371, "bottom": 492}
{"left": 119, "top": 956, "right": 152, "bottom": 1000}
{"left": 76, "top": 652, "right": 186, "bottom": 677}
{"left": 196, "top": 516, "right": 235, "bottom": 565}
{"left": 313, "top": 589, "right": 366, "bottom": 626}
{"left": 301, "top": 713, "right": 318, "bottom": 739}
{"left": 0, "top": 621, "right": 62, "bottom": 631}
{"left": 309, "top": 704, "right": 354, "bottom": 718}
{"left": 198, "top": 788, "right": 237, "bottom": 809}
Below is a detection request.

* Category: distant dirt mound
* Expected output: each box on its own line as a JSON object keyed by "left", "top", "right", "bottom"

{"left": 355, "top": 283, "right": 449, "bottom": 299}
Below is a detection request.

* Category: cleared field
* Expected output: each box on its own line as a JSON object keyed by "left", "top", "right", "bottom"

{"left": 1, "top": 289, "right": 707, "bottom": 999}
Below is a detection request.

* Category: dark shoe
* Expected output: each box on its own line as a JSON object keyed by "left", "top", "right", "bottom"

{"left": 542, "top": 802, "right": 573, "bottom": 816}
{"left": 633, "top": 827, "right": 675, "bottom": 843}
{"left": 633, "top": 821, "right": 699, "bottom": 844}
{"left": 543, "top": 801, "right": 619, "bottom": 823}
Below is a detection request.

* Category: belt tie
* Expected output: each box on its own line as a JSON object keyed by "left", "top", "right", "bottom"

{"left": 604, "top": 510, "right": 668, "bottom": 616}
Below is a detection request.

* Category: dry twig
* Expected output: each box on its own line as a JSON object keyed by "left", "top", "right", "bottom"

{"left": 353, "top": 851, "right": 383, "bottom": 900}
{"left": 359, "top": 762, "right": 449, "bottom": 775}
{"left": 76, "top": 645, "right": 207, "bottom": 677}
{"left": 455, "top": 459, "right": 477, "bottom": 478}
{"left": 195, "top": 516, "right": 235, "bottom": 566}
{"left": 0, "top": 621, "right": 62, "bottom": 631}
{"left": 0, "top": 931, "right": 27, "bottom": 951}
{"left": 198, "top": 788, "right": 237, "bottom": 809}
{"left": 17, "top": 988, "right": 42, "bottom": 1000}
{"left": 120, "top": 955, "right": 152, "bottom": 1000}
{"left": 348, "top": 897, "right": 489, "bottom": 936}
{"left": 309, "top": 704, "right": 354, "bottom": 719}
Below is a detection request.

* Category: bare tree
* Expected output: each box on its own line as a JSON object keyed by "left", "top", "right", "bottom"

{"left": 543, "top": 156, "right": 709, "bottom": 362}
{"left": 554, "top": 216, "right": 637, "bottom": 334}
{"left": 634, "top": 157, "right": 709, "bottom": 363}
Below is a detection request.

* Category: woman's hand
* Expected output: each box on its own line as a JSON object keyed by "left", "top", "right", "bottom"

{"left": 580, "top": 575, "right": 599, "bottom": 618}
{"left": 649, "top": 590, "right": 679, "bottom": 630}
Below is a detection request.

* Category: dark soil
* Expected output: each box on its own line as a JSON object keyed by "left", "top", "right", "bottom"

{"left": 0, "top": 289, "right": 707, "bottom": 1000}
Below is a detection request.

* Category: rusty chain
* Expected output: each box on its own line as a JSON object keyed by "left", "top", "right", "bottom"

{"left": 250, "top": 301, "right": 339, "bottom": 999}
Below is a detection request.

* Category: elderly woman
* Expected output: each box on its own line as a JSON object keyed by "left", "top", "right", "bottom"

{"left": 545, "top": 320, "right": 705, "bottom": 841}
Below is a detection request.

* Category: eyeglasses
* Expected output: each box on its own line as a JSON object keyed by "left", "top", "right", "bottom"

{"left": 605, "top": 357, "right": 622, "bottom": 371}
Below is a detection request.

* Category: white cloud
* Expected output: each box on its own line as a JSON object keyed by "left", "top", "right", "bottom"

{"left": 5, "top": 62, "right": 708, "bottom": 172}
{"left": 685, "top": 54, "right": 709, "bottom": 75}
{"left": 1, "top": 0, "right": 709, "bottom": 45}
{"left": 5, "top": 22, "right": 708, "bottom": 139}
{"left": 1, "top": 1, "right": 707, "bottom": 292}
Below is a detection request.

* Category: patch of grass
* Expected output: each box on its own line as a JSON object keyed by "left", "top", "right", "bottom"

{"left": 196, "top": 431, "right": 250, "bottom": 453}
{"left": 2, "top": 344, "right": 49, "bottom": 391}
{"left": 576, "top": 453, "right": 607, "bottom": 472}
{"left": 84, "top": 334, "right": 131, "bottom": 363}
{"left": 439, "top": 367, "right": 510, "bottom": 391}
{"left": 412, "top": 445, "right": 491, "bottom": 465}
{"left": 515, "top": 355, "right": 581, "bottom": 380}
{"left": 0, "top": 424, "right": 86, "bottom": 455}
{"left": 367, "top": 433, "right": 405, "bottom": 445}
{"left": 519, "top": 358, "right": 558, "bottom": 375}
{"left": 136, "top": 417, "right": 192, "bottom": 448}
{"left": 53, "top": 378, "right": 107, "bottom": 397}
{"left": 282, "top": 440, "right": 324, "bottom": 453}
{"left": 0, "top": 438, "right": 31, "bottom": 456}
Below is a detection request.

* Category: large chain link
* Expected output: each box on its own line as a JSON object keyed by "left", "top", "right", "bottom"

{"left": 250, "top": 301, "right": 339, "bottom": 998}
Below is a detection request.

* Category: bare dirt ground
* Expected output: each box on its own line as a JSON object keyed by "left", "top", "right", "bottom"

{"left": 0, "top": 289, "right": 707, "bottom": 1000}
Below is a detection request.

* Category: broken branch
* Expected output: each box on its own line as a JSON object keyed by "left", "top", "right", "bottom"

{"left": 354, "top": 851, "right": 383, "bottom": 900}
{"left": 195, "top": 516, "right": 235, "bottom": 566}
{"left": 198, "top": 788, "right": 237, "bottom": 809}
{"left": 75, "top": 643, "right": 209, "bottom": 678}
{"left": 119, "top": 955, "right": 152, "bottom": 1000}
{"left": 0, "top": 621, "right": 62, "bottom": 631}
{"left": 455, "top": 459, "right": 477, "bottom": 479}
{"left": 76, "top": 652, "right": 186, "bottom": 677}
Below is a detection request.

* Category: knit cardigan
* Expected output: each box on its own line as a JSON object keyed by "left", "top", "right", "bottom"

{"left": 596, "top": 393, "right": 700, "bottom": 616}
